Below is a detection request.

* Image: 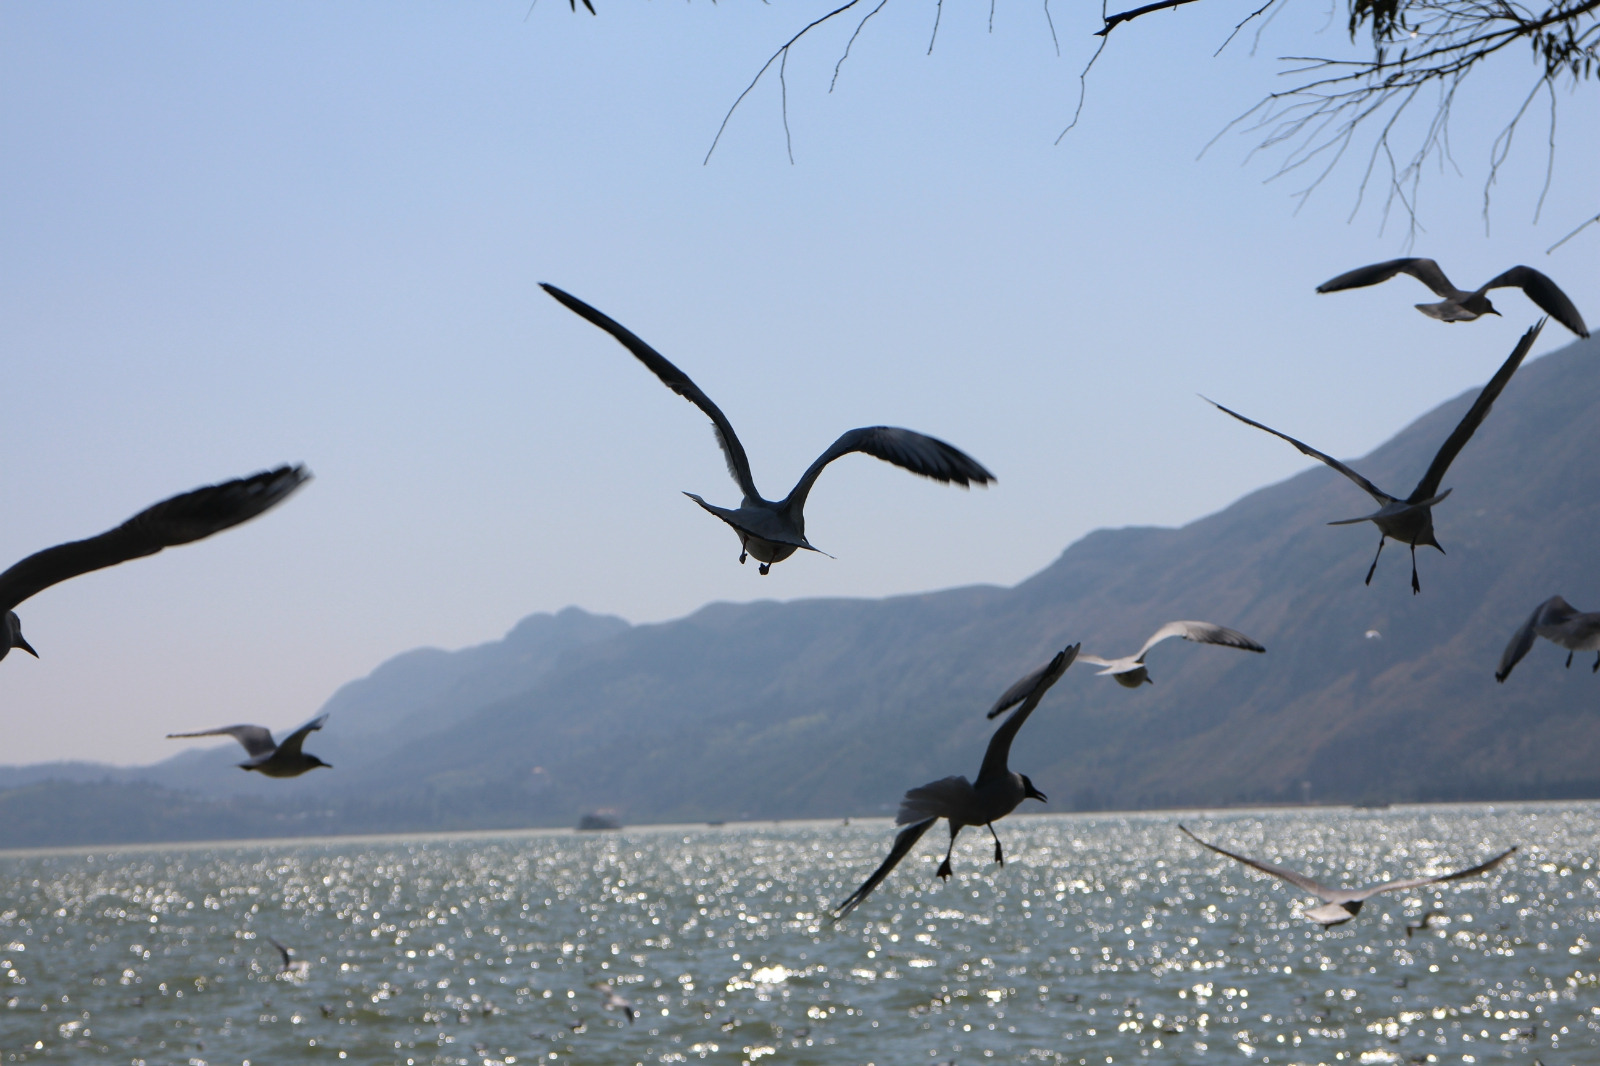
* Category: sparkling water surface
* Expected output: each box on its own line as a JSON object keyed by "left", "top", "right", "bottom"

{"left": 1, "top": 802, "right": 1596, "bottom": 1065}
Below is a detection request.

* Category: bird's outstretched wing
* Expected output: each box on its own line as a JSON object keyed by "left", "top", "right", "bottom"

{"left": 265, "top": 935, "right": 293, "bottom": 971}
{"left": 1482, "top": 267, "right": 1589, "bottom": 338}
{"left": 985, "top": 661, "right": 1052, "bottom": 719}
{"left": 832, "top": 818, "right": 935, "bottom": 921}
{"left": 1316, "top": 258, "right": 1457, "bottom": 298}
{"left": 1180, "top": 825, "right": 1337, "bottom": 901}
{"left": 1205, "top": 398, "right": 1394, "bottom": 506}
{"left": 1347, "top": 846, "right": 1517, "bottom": 901}
{"left": 977, "top": 645, "right": 1077, "bottom": 786}
{"left": 275, "top": 714, "right": 329, "bottom": 758}
{"left": 0, "top": 465, "right": 310, "bottom": 614}
{"left": 166, "top": 725, "right": 277, "bottom": 758}
{"left": 1410, "top": 319, "right": 1543, "bottom": 503}
{"left": 782, "top": 426, "right": 994, "bottom": 515}
{"left": 541, "top": 283, "right": 759, "bottom": 501}
{"left": 1135, "top": 620, "right": 1265, "bottom": 660}
{"left": 1497, "top": 596, "right": 1577, "bottom": 682}
{"left": 568, "top": 0, "right": 596, "bottom": 13}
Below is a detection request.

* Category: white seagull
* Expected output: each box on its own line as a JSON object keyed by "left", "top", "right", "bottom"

{"left": 1180, "top": 825, "right": 1516, "bottom": 927}
{"left": 542, "top": 283, "right": 995, "bottom": 574}
{"left": 986, "top": 622, "right": 1262, "bottom": 706}
{"left": 832, "top": 645, "right": 1079, "bottom": 920}
{"left": 1, "top": 466, "right": 310, "bottom": 663}
{"left": 1317, "top": 258, "right": 1588, "bottom": 338}
{"left": 1208, "top": 319, "right": 1543, "bottom": 594}
{"left": 1495, "top": 596, "right": 1600, "bottom": 682}
{"left": 167, "top": 714, "right": 331, "bottom": 777}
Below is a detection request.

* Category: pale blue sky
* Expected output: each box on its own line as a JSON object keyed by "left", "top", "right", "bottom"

{"left": 2, "top": 2, "right": 1595, "bottom": 765}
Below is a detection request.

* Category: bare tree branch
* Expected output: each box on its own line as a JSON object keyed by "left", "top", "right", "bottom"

{"left": 1098, "top": 0, "right": 1208, "bottom": 36}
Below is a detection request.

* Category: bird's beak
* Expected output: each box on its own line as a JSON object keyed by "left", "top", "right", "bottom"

{"left": 1488, "top": 308, "right": 1502, "bottom": 317}
{"left": 16, "top": 636, "right": 38, "bottom": 658}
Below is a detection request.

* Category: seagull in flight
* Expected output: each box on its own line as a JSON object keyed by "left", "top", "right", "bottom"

{"left": 1, "top": 466, "right": 310, "bottom": 663}
{"left": 542, "top": 283, "right": 995, "bottom": 574}
{"left": 167, "top": 715, "right": 331, "bottom": 777}
{"left": 1208, "top": 319, "right": 1543, "bottom": 593}
{"left": 1317, "top": 258, "right": 1588, "bottom": 338}
{"left": 987, "top": 622, "right": 1262, "bottom": 704}
{"left": 264, "top": 935, "right": 311, "bottom": 976}
{"left": 832, "top": 645, "right": 1079, "bottom": 920}
{"left": 1495, "top": 596, "right": 1600, "bottom": 682}
{"left": 596, "top": 981, "right": 637, "bottom": 1023}
{"left": 1180, "top": 825, "right": 1516, "bottom": 927}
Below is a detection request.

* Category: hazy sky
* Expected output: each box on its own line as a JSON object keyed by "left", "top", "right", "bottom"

{"left": 3, "top": 2, "right": 1596, "bottom": 766}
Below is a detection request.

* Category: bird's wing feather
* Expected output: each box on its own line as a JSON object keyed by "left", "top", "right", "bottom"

{"left": 1496, "top": 596, "right": 1574, "bottom": 682}
{"left": 781, "top": 426, "right": 994, "bottom": 516}
{"left": 1136, "top": 620, "right": 1265, "bottom": 660}
{"left": 1180, "top": 825, "right": 1337, "bottom": 900}
{"left": 0, "top": 466, "right": 309, "bottom": 614}
{"left": 265, "top": 935, "right": 293, "bottom": 968}
{"left": 1206, "top": 398, "right": 1394, "bottom": 506}
{"left": 1482, "top": 266, "right": 1588, "bottom": 338}
{"left": 898, "top": 775, "right": 976, "bottom": 823}
{"left": 977, "top": 645, "right": 1077, "bottom": 786}
{"left": 274, "top": 714, "right": 329, "bottom": 758}
{"left": 1410, "top": 319, "right": 1543, "bottom": 502}
{"left": 1348, "top": 846, "right": 1517, "bottom": 901}
{"left": 985, "top": 662, "right": 1051, "bottom": 719}
{"left": 832, "top": 818, "right": 935, "bottom": 921}
{"left": 166, "top": 725, "right": 277, "bottom": 758}
{"left": 541, "top": 283, "right": 760, "bottom": 500}
{"left": 1316, "top": 258, "right": 1456, "bottom": 297}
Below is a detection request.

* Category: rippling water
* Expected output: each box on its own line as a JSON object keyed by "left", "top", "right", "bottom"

{"left": 1, "top": 802, "right": 1595, "bottom": 1065}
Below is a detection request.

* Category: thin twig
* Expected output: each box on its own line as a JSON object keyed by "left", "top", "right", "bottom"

{"left": 831, "top": 0, "right": 891, "bottom": 91}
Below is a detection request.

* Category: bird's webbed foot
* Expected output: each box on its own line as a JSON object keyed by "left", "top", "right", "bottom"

{"left": 936, "top": 856, "right": 953, "bottom": 880}
{"left": 758, "top": 563, "right": 770, "bottom": 575}
{"left": 1566, "top": 651, "right": 1574, "bottom": 669}
{"left": 988, "top": 823, "right": 1004, "bottom": 866}
{"left": 739, "top": 551, "right": 748, "bottom": 565}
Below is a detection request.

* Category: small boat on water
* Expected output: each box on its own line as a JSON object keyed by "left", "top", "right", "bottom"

{"left": 576, "top": 812, "right": 623, "bottom": 831}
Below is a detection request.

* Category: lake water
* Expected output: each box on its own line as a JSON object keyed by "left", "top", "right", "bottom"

{"left": 0, "top": 802, "right": 1595, "bottom": 1065}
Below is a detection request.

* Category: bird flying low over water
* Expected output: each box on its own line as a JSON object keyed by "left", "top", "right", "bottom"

{"left": 167, "top": 714, "right": 331, "bottom": 777}
{"left": 1180, "top": 825, "right": 1516, "bottom": 927}
{"left": 1316, "top": 258, "right": 1588, "bottom": 338}
{"left": 541, "top": 283, "right": 995, "bottom": 574}
{"left": 987, "top": 622, "right": 1262, "bottom": 707}
{"left": 1495, "top": 596, "right": 1600, "bottom": 682}
{"left": 596, "top": 982, "right": 638, "bottom": 1023}
{"left": 264, "top": 935, "right": 311, "bottom": 976}
{"left": 1207, "top": 319, "right": 1544, "bottom": 594}
{"left": 832, "top": 645, "right": 1079, "bottom": 920}
{"left": 0, "top": 465, "right": 310, "bottom": 663}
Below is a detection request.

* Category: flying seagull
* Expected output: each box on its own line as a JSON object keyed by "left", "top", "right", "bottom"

{"left": 596, "top": 981, "right": 637, "bottom": 1023}
{"left": 1495, "top": 595, "right": 1600, "bottom": 682}
{"left": 542, "top": 283, "right": 995, "bottom": 574}
{"left": 167, "top": 714, "right": 331, "bottom": 777}
{"left": 264, "top": 935, "right": 311, "bottom": 976}
{"left": 1405, "top": 911, "right": 1445, "bottom": 939}
{"left": 987, "top": 622, "right": 1262, "bottom": 706}
{"left": 832, "top": 645, "right": 1079, "bottom": 920}
{"left": 1207, "top": 319, "right": 1543, "bottom": 594}
{"left": 0, "top": 466, "right": 310, "bottom": 662}
{"left": 1316, "top": 258, "right": 1588, "bottom": 338}
{"left": 1180, "top": 825, "right": 1516, "bottom": 927}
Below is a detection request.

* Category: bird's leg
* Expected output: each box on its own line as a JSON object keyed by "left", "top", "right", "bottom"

{"left": 739, "top": 551, "right": 747, "bottom": 564}
{"left": 1592, "top": 652, "right": 1599, "bottom": 673}
{"left": 987, "top": 823, "right": 1004, "bottom": 866}
{"left": 1566, "top": 651, "right": 1574, "bottom": 669}
{"left": 936, "top": 825, "right": 960, "bottom": 880}
{"left": 1365, "top": 537, "right": 1385, "bottom": 586}
{"left": 1409, "top": 544, "right": 1421, "bottom": 595}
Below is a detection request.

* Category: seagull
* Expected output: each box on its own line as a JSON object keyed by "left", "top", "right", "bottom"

{"left": 596, "top": 982, "right": 637, "bottom": 1023}
{"left": 0, "top": 465, "right": 310, "bottom": 662}
{"left": 832, "top": 645, "right": 1079, "bottom": 920}
{"left": 1495, "top": 595, "right": 1600, "bottom": 682}
{"left": 986, "top": 622, "right": 1262, "bottom": 705}
{"left": 1316, "top": 258, "right": 1588, "bottom": 338}
{"left": 167, "top": 714, "right": 332, "bottom": 777}
{"left": 1208, "top": 319, "right": 1543, "bottom": 594}
{"left": 541, "top": 284, "right": 995, "bottom": 574}
{"left": 1405, "top": 911, "right": 1446, "bottom": 938}
{"left": 264, "top": 935, "right": 310, "bottom": 976}
{"left": 1180, "top": 825, "right": 1516, "bottom": 927}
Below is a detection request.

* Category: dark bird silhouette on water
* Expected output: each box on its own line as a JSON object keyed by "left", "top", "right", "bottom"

{"left": 1405, "top": 911, "right": 1446, "bottom": 938}
{"left": 1, "top": 466, "right": 309, "bottom": 662}
{"left": 1495, "top": 595, "right": 1600, "bottom": 682}
{"left": 832, "top": 645, "right": 1079, "bottom": 920}
{"left": 1207, "top": 319, "right": 1543, "bottom": 593}
{"left": 167, "top": 715, "right": 331, "bottom": 777}
{"left": 1317, "top": 258, "right": 1588, "bottom": 338}
{"left": 264, "top": 935, "right": 310, "bottom": 976}
{"left": 1180, "top": 825, "right": 1516, "bottom": 927}
{"left": 541, "top": 283, "right": 994, "bottom": 574}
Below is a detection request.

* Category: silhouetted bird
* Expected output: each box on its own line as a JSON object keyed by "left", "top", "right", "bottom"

{"left": 167, "top": 715, "right": 331, "bottom": 777}
{"left": 1496, "top": 595, "right": 1600, "bottom": 681}
{"left": 542, "top": 283, "right": 994, "bottom": 573}
{"left": 0, "top": 466, "right": 309, "bottom": 662}
{"left": 1207, "top": 320, "right": 1543, "bottom": 593}
{"left": 1180, "top": 825, "right": 1516, "bottom": 927}
{"left": 1317, "top": 258, "right": 1588, "bottom": 338}
{"left": 264, "top": 936, "right": 310, "bottom": 976}
{"left": 833, "top": 645, "right": 1079, "bottom": 919}
{"left": 596, "top": 982, "right": 637, "bottom": 1023}
{"left": 988, "top": 622, "right": 1261, "bottom": 708}
{"left": 1405, "top": 911, "right": 1445, "bottom": 938}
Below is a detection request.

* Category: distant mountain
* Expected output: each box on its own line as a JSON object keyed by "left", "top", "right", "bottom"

{"left": 3, "top": 335, "right": 1597, "bottom": 848}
